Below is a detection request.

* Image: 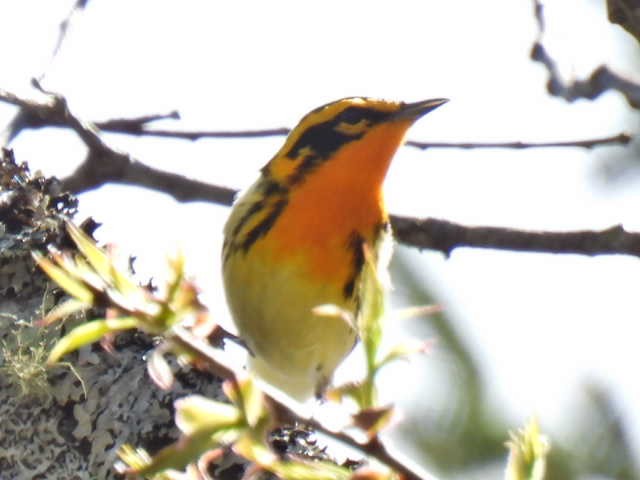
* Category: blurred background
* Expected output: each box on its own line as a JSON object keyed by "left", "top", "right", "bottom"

{"left": 1, "top": 1, "right": 639, "bottom": 478}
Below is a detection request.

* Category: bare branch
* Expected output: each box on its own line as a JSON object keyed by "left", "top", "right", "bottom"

{"left": 37, "top": 0, "right": 90, "bottom": 82}
{"left": 0, "top": 85, "right": 236, "bottom": 204}
{"left": 406, "top": 134, "right": 631, "bottom": 150}
{"left": 89, "top": 116, "right": 634, "bottom": 150}
{"left": 63, "top": 148, "right": 236, "bottom": 205}
{"left": 31, "top": 79, "right": 108, "bottom": 152}
{"left": 531, "top": 0, "right": 640, "bottom": 108}
{"left": 391, "top": 216, "right": 640, "bottom": 258}
{"left": 607, "top": 0, "right": 640, "bottom": 45}
{"left": 96, "top": 110, "right": 181, "bottom": 132}
{"left": 96, "top": 120, "right": 291, "bottom": 141}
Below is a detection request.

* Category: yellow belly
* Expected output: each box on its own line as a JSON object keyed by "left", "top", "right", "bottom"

{"left": 223, "top": 244, "right": 358, "bottom": 400}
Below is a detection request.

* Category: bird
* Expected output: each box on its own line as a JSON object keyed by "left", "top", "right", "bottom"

{"left": 222, "top": 96, "right": 448, "bottom": 400}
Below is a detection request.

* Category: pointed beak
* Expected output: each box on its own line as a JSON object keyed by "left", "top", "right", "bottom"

{"left": 392, "top": 98, "right": 449, "bottom": 121}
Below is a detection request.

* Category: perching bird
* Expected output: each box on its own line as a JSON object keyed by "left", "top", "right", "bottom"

{"left": 222, "top": 97, "right": 447, "bottom": 400}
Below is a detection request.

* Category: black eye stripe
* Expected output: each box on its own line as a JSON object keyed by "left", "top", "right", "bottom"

{"left": 337, "top": 106, "right": 392, "bottom": 125}
{"left": 285, "top": 107, "right": 392, "bottom": 161}
{"left": 288, "top": 125, "right": 355, "bottom": 161}
{"left": 335, "top": 107, "right": 368, "bottom": 125}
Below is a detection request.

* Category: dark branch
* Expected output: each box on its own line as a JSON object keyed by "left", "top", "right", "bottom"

{"left": 96, "top": 110, "right": 181, "bottom": 132}
{"left": 74, "top": 119, "right": 637, "bottom": 150}
{"left": 97, "top": 124, "right": 291, "bottom": 141}
{"left": 531, "top": 0, "right": 640, "bottom": 109}
{"left": 95, "top": 111, "right": 291, "bottom": 140}
{"left": 63, "top": 149, "right": 237, "bottom": 205}
{"left": 391, "top": 217, "right": 640, "bottom": 257}
{"left": 607, "top": 0, "right": 640, "bottom": 45}
{"left": 406, "top": 134, "right": 631, "bottom": 150}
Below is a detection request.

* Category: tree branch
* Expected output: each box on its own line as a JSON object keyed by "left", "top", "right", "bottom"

{"left": 406, "top": 134, "right": 631, "bottom": 150}
{"left": 391, "top": 216, "right": 640, "bottom": 257}
{"left": 530, "top": 0, "right": 640, "bottom": 109}
{"left": 90, "top": 115, "right": 634, "bottom": 149}
{"left": 607, "top": 0, "right": 640, "bottom": 45}
{"left": 59, "top": 117, "right": 637, "bottom": 151}
{"left": 47, "top": 1, "right": 90, "bottom": 75}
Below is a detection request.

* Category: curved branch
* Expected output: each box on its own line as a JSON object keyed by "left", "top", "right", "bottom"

{"left": 62, "top": 149, "right": 237, "bottom": 205}
{"left": 531, "top": 0, "right": 640, "bottom": 109}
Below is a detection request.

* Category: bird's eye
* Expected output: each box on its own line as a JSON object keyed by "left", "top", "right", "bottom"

{"left": 336, "top": 107, "right": 365, "bottom": 125}
{"left": 332, "top": 108, "right": 372, "bottom": 136}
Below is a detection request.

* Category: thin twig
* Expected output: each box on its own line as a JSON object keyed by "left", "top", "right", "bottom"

{"left": 83, "top": 118, "right": 636, "bottom": 150}
{"left": 96, "top": 111, "right": 181, "bottom": 131}
{"left": 406, "top": 134, "right": 631, "bottom": 150}
{"left": 37, "top": 0, "right": 90, "bottom": 83}
{"left": 97, "top": 124, "right": 292, "bottom": 140}
{"left": 96, "top": 121, "right": 633, "bottom": 149}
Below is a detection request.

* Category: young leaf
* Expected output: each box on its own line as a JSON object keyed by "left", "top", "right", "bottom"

{"left": 39, "top": 298, "right": 87, "bottom": 326}
{"left": 376, "top": 339, "right": 434, "bottom": 370}
{"left": 32, "top": 252, "right": 94, "bottom": 304}
{"left": 128, "top": 429, "right": 224, "bottom": 476}
{"left": 505, "top": 418, "right": 550, "bottom": 480}
{"left": 116, "top": 444, "right": 152, "bottom": 472}
{"left": 359, "top": 243, "right": 386, "bottom": 372}
{"left": 47, "top": 316, "right": 139, "bottom": 364}
{"left": 175, "top": 395, "right": 242, "bottom": 435}
{"left": 352, "top": 405, "right": 395, "bottom": 438}
{"left": 235, "top": 435, "right": 353, "bottom": 480}
{"left": 147, "top": 347, "right": 175, "bottom": 391}
{"left": 238, "top": 376, "right": 267, "bottom": 428}
{"left": 66, "top": 221, "right": 112, "bottom": 282}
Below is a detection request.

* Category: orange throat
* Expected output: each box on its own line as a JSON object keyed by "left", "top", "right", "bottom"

{"left": 262, "top": 121, "right": 410, "bottom": 283}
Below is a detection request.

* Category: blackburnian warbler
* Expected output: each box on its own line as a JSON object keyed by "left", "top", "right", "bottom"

{"left": 222, "top": 97, "right": 447, "bottom": 400}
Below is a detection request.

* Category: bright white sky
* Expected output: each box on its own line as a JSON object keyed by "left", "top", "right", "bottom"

{"left": 1, "top": 0, "right": 639, "bottom": 476}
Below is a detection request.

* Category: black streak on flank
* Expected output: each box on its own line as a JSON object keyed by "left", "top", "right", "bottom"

{"left": 342, "top": 231, "right": 366, "bottom": 300}
{"left": 260, "top": 178, "right": 288, "bottom": 198}
{"left": 231, "top": 199, "right": 266, "bottom": 240}
{"left": 228, "top": 179, "right": 288, "bottom": 249}
{"left": 240, "top": 198, "right": 288, "bottom": 253}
